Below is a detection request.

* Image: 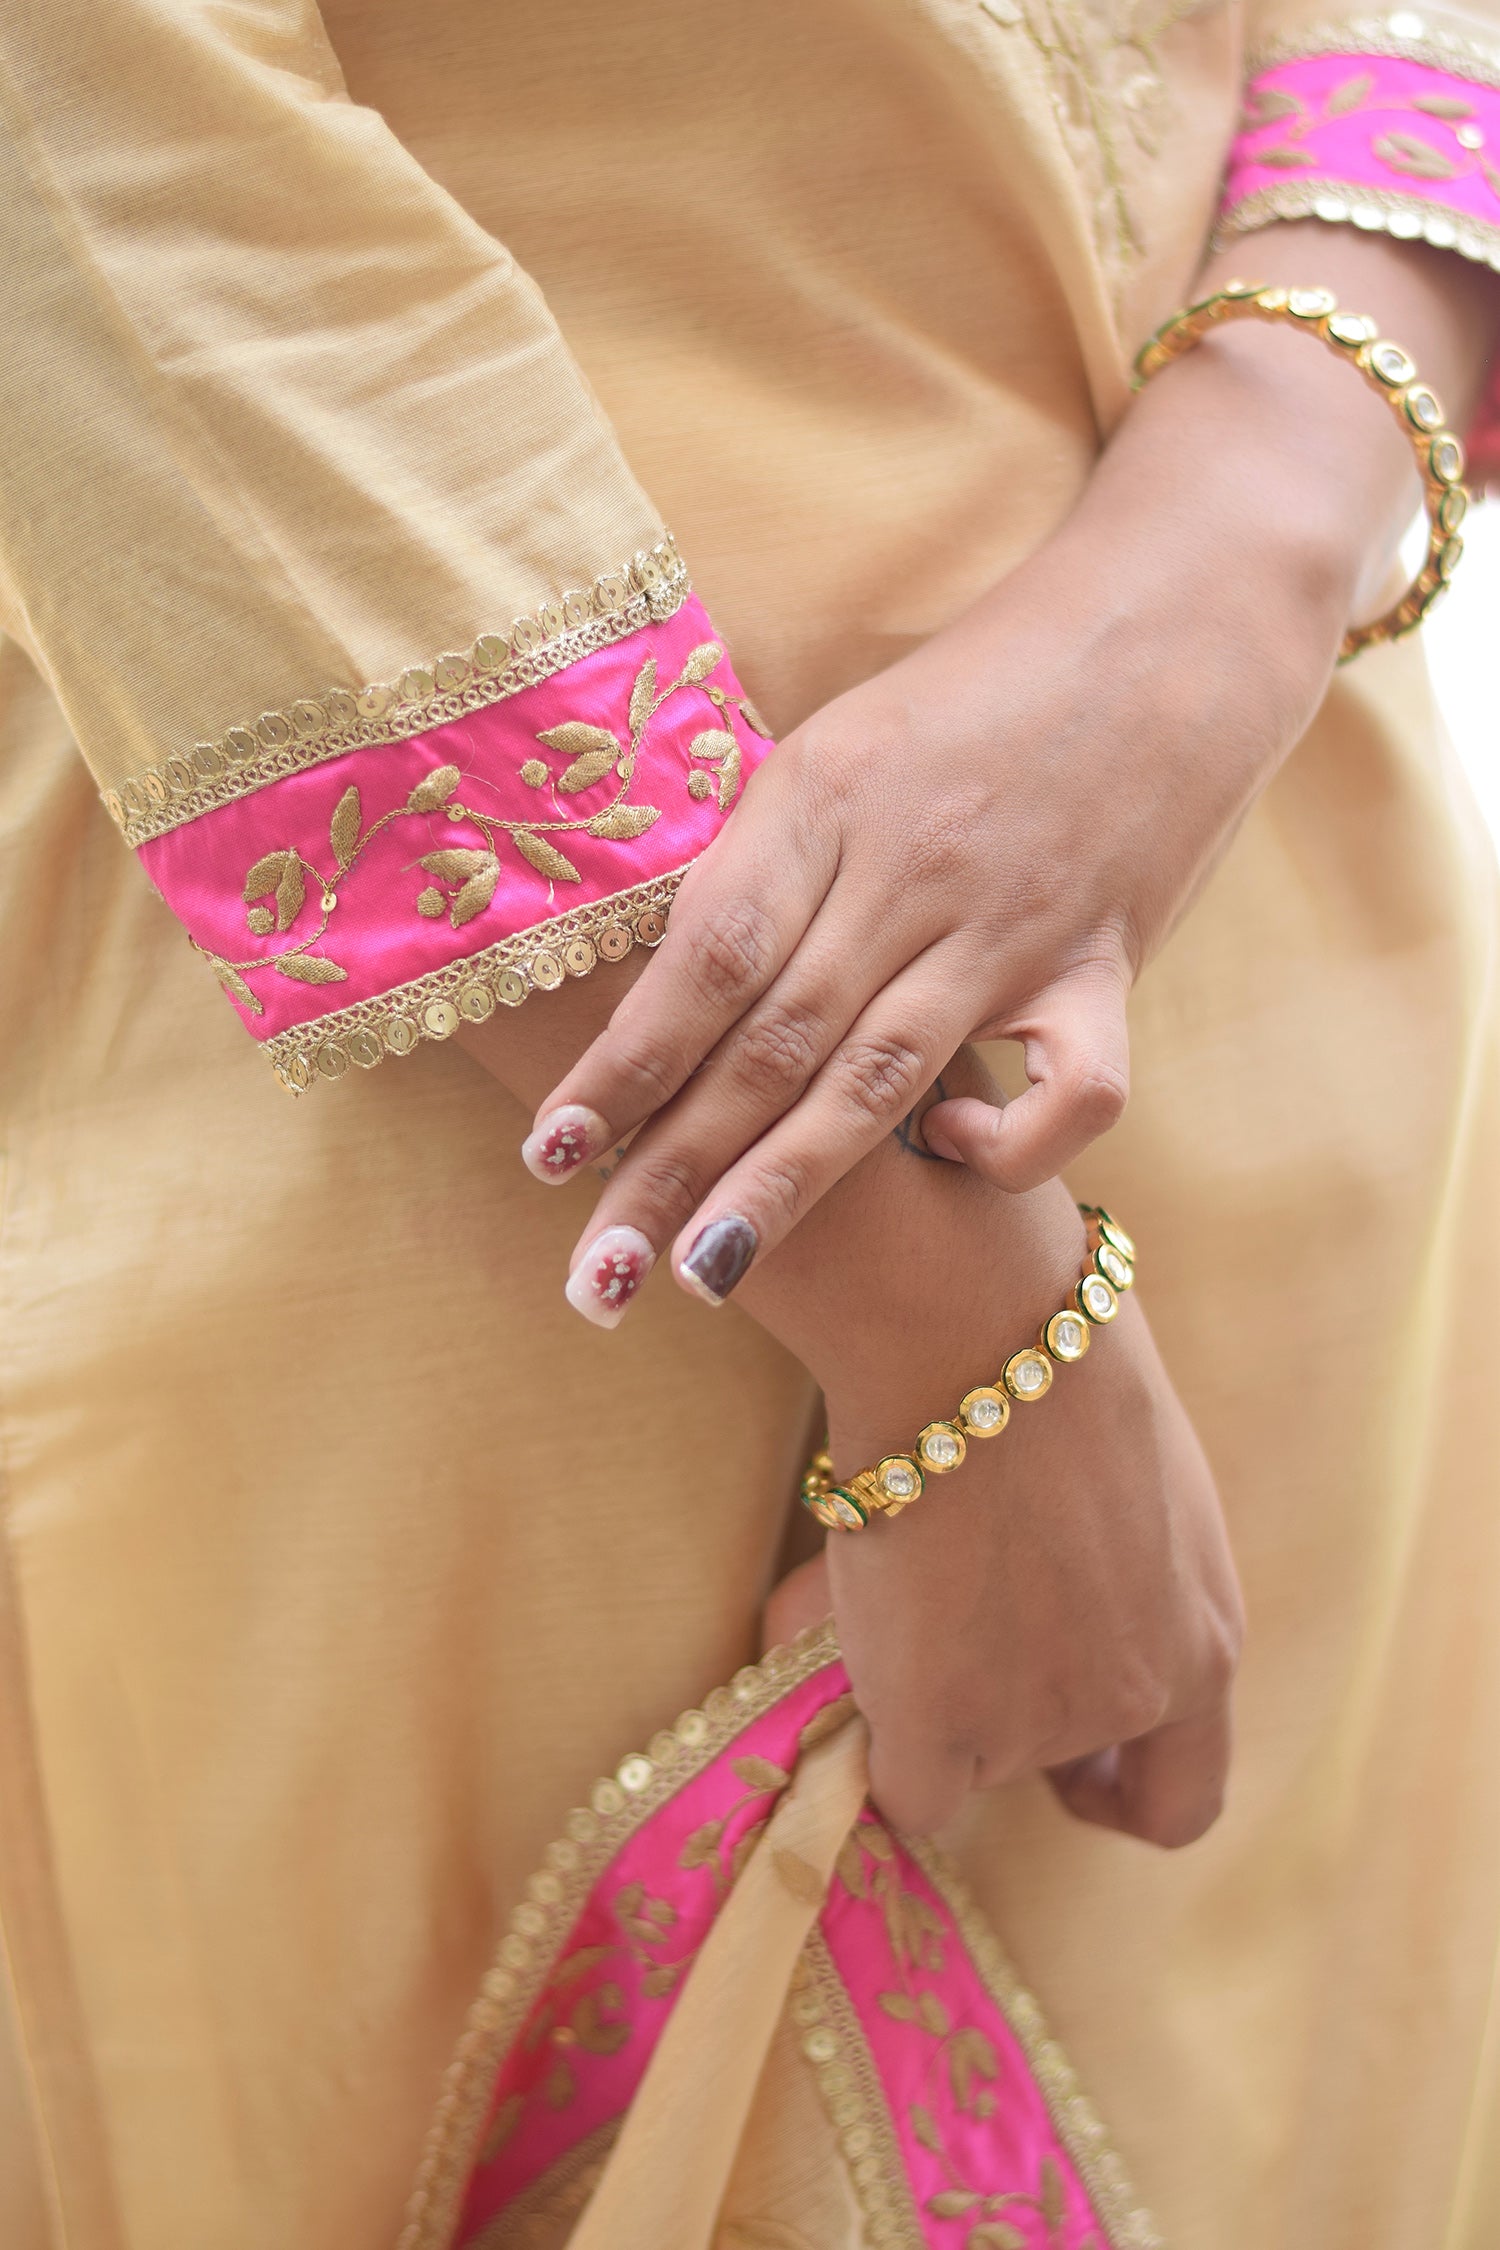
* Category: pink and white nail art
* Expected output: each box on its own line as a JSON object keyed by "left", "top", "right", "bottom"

{"left": 522, "top": 1104, "right": 608, "bottom": 1183}
{"left": 564, "top": 1227, "right": 655, "bottom": 1329}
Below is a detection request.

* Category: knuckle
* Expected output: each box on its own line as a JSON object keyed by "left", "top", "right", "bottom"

{"left": 1064, "top": 1054, "right": 1129, "bottom": 1134}
{"left": 729, "top": 1000, "right": 825, "bottom": 1102}
{"left": 747, "top": 1146, "right": 817, "bottom": 1233}
{"left": 1133, "top": 1795, "right": 1220, "bottom": 1851}
{"left": 682, "top": 897, "right": 778, "bottom": 1009}
{"left": 607, "top": 1036, "right": 685, "bottom": 1116}
{"left": 834, "top": 1032, "right": 928, "bottom": 1122}
{"left": 1110, "top": 1674, "right": 1172, "bottom": 1747}
{"left": 623, "top": 1145, "right": 705, "bottom": 1219}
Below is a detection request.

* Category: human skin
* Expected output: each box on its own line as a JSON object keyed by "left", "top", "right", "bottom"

{"left": 463, "top": 224, "right": 1499, "bottom": 1840}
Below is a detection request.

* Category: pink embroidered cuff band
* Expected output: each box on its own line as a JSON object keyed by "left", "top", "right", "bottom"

{"left": 137, "top": 596, "right": 773, "bottom": 1091}
{"left": 1217, "top": 33, "right": 1500, "bottom": 482}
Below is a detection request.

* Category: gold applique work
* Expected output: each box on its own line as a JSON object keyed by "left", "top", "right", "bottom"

{"left": 106, "top": 537, "right": 690, "bottom": 849}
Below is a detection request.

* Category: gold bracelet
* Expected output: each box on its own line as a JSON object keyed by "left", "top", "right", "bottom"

{"left": 801, "top": 1206, "right": 1135, "bottom": 1533}
{"left": 1132, "top": 281, "right": 1468, "bottom": 663}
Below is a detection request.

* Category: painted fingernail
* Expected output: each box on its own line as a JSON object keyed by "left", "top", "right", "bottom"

{"left": 522, "top": 1105, "right": 608, "bottom": 1183}
{"left": 564, "top": 1227, "right": 655, "bottom": 1328}
{"left": 678, "top": 1213, "right": 758, "bottom": 1306}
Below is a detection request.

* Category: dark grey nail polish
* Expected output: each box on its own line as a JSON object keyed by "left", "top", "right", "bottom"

{"left": 679, "top": 1213, "right": 758, "bottom": 1304}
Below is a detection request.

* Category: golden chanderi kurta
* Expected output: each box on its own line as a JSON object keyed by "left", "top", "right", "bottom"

{"left": 0, "top": 3, "right": 1497, "bottom": 2247}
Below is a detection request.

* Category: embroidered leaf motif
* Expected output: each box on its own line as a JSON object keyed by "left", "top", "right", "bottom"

{"left": 917, "top": 1990, "right": 950, "bottom": 2037}
{"left": 551, "top": 1946, "right": 613, "bottom": 1988}
{"left": 243, "top": 849, "right": 291, "bottom": 899}
{"left": 513, "top": 830, "right": 582, "bottom": 883}
{"left": 799, "top": 1693, "right": 856, "bottom": 1753}
{"left": 643, "top": 1897, "right": 677, "bottom": 1926}
{"left": 416, "top": 887, "right": 447, "bottom": 917}
{"left": 572, "top": 1991, "right": 629, "bottom": 2055}
{"left": 772, "top": 1849, "right": 825, "bottom": 1907}
{"left": 273, "top": 954, "right": 348, "bottom": 984}
{"left": 557, "top": 751, "right": 619, "bottom": 793}
{"left": 477, "top": 2091, "right": 524, "bottom": 2165}
{"left": 733, "top": 1755, "right": 791, "bottom": 1791}
{"left": 1324, "top": 72, "right": 1373, "bottom": 114}
{"left": 926, "top": 2191, "right": 980, "bottom": 2217}
{"left": 451, "top": 859, "right": 501, "bottom": 928}
{"left": 628, "top": 657, "right": 658, "bottom": 737}
{"left": 640, "top": 1961, "right": 683, "bottom": 1998}
{"left": 519, "top": 759, "right": 549, "bottom": 786}
{"left": 407, "top": 763, "right": 463, "bottom": 813}
{"left": 835, "top": 1834, "right": 868, "bottom": 1899}
{"left": 738, "top": 696, "right": 775, "bottom": 738}
{"left": 544, "top": 2059, "right": 576, "bottom": 2109}
{"left": 274, "top": 858, "right": 306, "bottom": 930}
{"left": 968, "top": 2224, "right": 1026, "bottom": 2248}
{"left": 689, "top": 728, "right": 738, "bottom": 764}
{"left": 581, "top": 804, "right": 660, "bottom": 841}
{"left": 687, "top": 772, "right": 714, "bottom": 801}
{"left": 1241, "top": 86, "right": 1301, "bottom": 126}
{"left": 677, "top": 1820, "right": 725, "bottom": 1871}
{"left": 877, "top": 1991, "right": 918, "bottom": 2022}
{"left": 862, "top": 1823, "right": 895, "bottom": 1861}
{"left": 418, "top": 848, "right": 492, "bottom": 882}
{"left": 614, "top": 1882, "right": 644, "bottom": 1917}
{"left": 211, "top": 959, "right": 263, "bottom": 1014}
{"left": 1041, "top": 2153, "right": 1066, "bottom": 2232}
{"left": 949, "top": 2025, "right": 999, "bottom": 2108}
{"left": 536, "top": 722, "right": 620, "bottom": 758}
{"left": 1254, "top": 143, "right": 1316, "bottom": 167}
{"left": 909, "top": 2101, "right": 942, "bottom": 2154}
{"left": 1373, "top": 129, "right": 1459, "bottom": 179}
{"left": 330, "top": 785, "right": 361, "bottom": 869}
{"left": 717, "top": 744, "right": 743, "bottom": 810}
{"left": 678, "top": 640, "right": 724, "bottom": 685}
{"left": 729, "top": 1818, "right": 768, "bottom": 1882}
{"left": 1483, "top": 159, "right": 1500, "bottom": 198}
{"left": 1412, "top": 93, "right": 1475, "bottom": 118}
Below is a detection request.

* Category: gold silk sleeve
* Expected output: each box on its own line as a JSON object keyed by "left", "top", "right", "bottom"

{"left": 0, "top": 0, "right": 667, "bottom": 803}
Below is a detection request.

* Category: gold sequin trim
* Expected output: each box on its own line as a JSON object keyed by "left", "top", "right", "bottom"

{"left": 265, "top": 866, "right": 686, "bottom": 1094}
{"left": 1214, "top": 177, "right": 1500, "bottom": 268}
{"left": 908, "top": 1839, "right": 1164, "bottom": 2250}
{"left": 792, "top": 1933, "right": 926, "bottom": 2249}
{"left": 396, "top": 1623, "right": 842, "bottom": 2250}
{"left": 107, "top": 537, "right": 690, "bottom": 849}
{"left": 1247, "top": 13, "right": 1500, "bottom": 89}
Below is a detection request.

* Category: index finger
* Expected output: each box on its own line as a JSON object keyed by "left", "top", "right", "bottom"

{"left": 522, "top": 794, "right": 832, "bottom": 1180}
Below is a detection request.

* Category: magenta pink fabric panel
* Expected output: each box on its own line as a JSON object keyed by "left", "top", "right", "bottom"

{"left": 139, "top": 598, "right": 768, "bottom": 1042}
{"left": 456, "top": 1658, "right": 1115, "bottom": 2249}
{"left": 1222, "top": 53, "right": 1500, "bottom": 481}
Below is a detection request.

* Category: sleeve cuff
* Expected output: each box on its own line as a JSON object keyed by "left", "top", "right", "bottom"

{"left": 124, "top": 551, "right": 774, "bottom": 1091}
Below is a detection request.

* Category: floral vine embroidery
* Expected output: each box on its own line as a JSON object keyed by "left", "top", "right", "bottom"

{"left": 1242, "top": 69, "right": 1500, "bottom": 200}
{"left": 839, "top": 1821, "right": 1099, "bottom": 2250}
{"left": 196, "top": 645, "right": 771, "bottom": 1013}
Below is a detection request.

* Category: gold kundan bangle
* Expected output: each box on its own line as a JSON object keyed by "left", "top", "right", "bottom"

{"left": 801, "top": 1206, "right": 1136, "bottom": 1533}
{"left": 1132, "top": 281, "right": 1469, "bottom": 662}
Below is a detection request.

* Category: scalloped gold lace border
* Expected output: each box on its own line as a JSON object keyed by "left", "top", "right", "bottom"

{"left": 262, "top": 866, "right": 687, "bottom": 1094}
{"left": 396, "top": 1622, "right": 843, "bottom": 2250}
{"left": 1213, "top": 176, "right": 1500, "bottom": 267}
{"left": 109, "top": 537, "right": 689, "bottom": 850}
{"left": 1246, "top": 12, "right": 1500, "bottom": 88}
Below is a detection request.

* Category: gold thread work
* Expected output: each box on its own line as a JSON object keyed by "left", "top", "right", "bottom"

{"left": 107, "top": 537, "right": 690, "bottom": 849}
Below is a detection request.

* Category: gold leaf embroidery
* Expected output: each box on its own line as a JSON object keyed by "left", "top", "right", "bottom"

{"left": 571, "top": 1990, "right": 629, "bottom": 2056}
{"left": 330, "top": 785, "right": 361, "bottom": 869}
{"left": 1484, "top": 158, "right": 1500, "bottom": 198}
{"left": 798, "top": 1693, "right": 856, "bottom": 1752}
{"left": 862, "top": 1823, "right": 895, "bottom": 1861}
{"left": 273, "top": 954, "right": 348, "bottom": 984}
{"left": 556, "top": 751, "right": 619, "bottom": 793}
{"left": 1324, "top": 71, "right": 1374, "bottom": 113}
{"left": 1255, "top": 142, "right": 1317, "bottom": 166}
{"left": 970, "top": 2224, "right": 1026, "bottom": 2248}
{"left": 717, "top": 744, "right": 743, "bottom": 811}
{"left": 738, "top": 697, "right": 774, "bottom": 738}
{"left": 514, "top": 830, "right": 583, "bottom": 883}
{"left": 407, "top": 764, "right": 463, "bottom": 813}
{"left": 927, "top": 2190, "right": 980, "bottom": 2217}
{"left": 1041, "top": 2154, "right": 1066, "bottom": 2232}
{"left": 416, "top": 887, "right": 446, "bottom": 917}
{"left": 246, "top": 905, "right": 274, "bottom": 935}
{"left": 585, "top": 805, "right": 661, "bottom": 840}
{"left": 211, "top": 958, "right": 263, "bottom": 1013}
{"left": 878, "top": 1991, "right": 919, "bottom": 2021}
{"left": 640, "top": 1961, "right": 683, "bottom": 1998}
{"left": 544, "top": 2059, "right": 576, "bottom": 2109}
{"left": 1241, "top": 85, "right": 1302, "bottom": 125}
{"left": 519, "top": 759, "right": 549, "bottom": 787}
{"left": 729, "top": 1816, "right": 769, "bottom": 1883}
{"left": 451, "top": 860, "right": 501, "bottom": 928}
{"left": 628, "top": 657, "right": 658, "bottom": 738}
{"left": 477, "top": 2091, "right": 525, "bottom": 2164}
{"left": 243, "top": 849, "right": 292, "bottom": 899}
{"left": 689, "top": 727, "right": 737, "bottom": 763}
{"left": 732, "top": 1755, "right": 791, "bottom": 1791}
{"left": 274, "top": 858, "right": 306, "bottom": 930}
{"left": 835, "top": 1833, "right": 868, "bottom": 1899}
{"left": 917, "top": 1990, "right": 951, "bottom": 2038}
{"left": 551, "top": 1947, "right": 613, "bottom": 1988}
{"left": 418, "top": 848, "right": 493, "bottom": 883}
{"left": 909, "top": 2100, "right": 942, "bottom": 2153}
{"left": 1412, "top": 92, "right": 1475, "bottom": 118}
{"left": 535, "top": 722, "right": 620, "bottom": 758}
{"left": 772, "top": 1849, "right": 826, "bottom": 1907}
{"left": 642, "top": 1897, "right": 676, "bottom": 1927}
{"left": 1372, "top": 128, "right": 1460, "bottom": 178}
{"left": 677, "top": 1820, "right": 725, "bottom": 1871}
{"left": 678, "top": 640, "right": 725, "bottom": 685}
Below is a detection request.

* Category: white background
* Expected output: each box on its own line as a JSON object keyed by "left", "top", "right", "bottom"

{"left": 1425, "top": 500, "right": 1499, "bottom": 847}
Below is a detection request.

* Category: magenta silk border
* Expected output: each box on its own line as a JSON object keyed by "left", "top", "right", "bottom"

{"left": 445, "top": 1655, "right": 1144, "bottom": 2250}
{"left": 1220, "top": 52, "right": 1500, "bottom": 477}
{"left": 138, "top": 597, "right": 769, "bottom": 1046}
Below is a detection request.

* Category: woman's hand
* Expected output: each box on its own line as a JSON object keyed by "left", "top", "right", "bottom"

{"left": 526, "top": 226, "right": 1496, "bottom": 1314}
